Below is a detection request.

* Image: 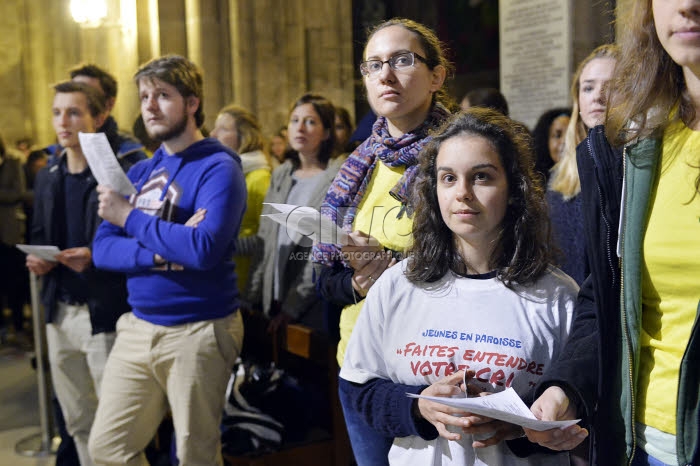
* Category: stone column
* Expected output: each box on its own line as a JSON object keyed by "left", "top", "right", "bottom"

{"left": 499, "top": 0, "right": 614, "bottom": 129}
{"left": 185, "top": 0, "right": 232, "bottom": 130}
{"left": 16, "top": 0, "right": 83, "bottom": 147}
{"left": 500, "top": 0, "right": 573, "bottom": 129}
{"left": 136, "top": 0, "right": 161, "bottom": 62}
{"left": 104, "top": 0, "right": 140, "bottom": 130}
{"left": 13, "top": 0, "right": 141, "bottom": 145}
{"left": 157, "top": 0, "right": 187, "bottom": 56}
{"left": 227, "top": 0, "right": 355, "bottom": 135}
{"left": 5, "top": 0, "right": 356, "bottom": 147}
{"left": 2, "top": 0, "right": 44, "bottom": 146}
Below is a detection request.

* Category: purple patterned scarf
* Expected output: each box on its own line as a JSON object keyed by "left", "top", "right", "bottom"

{"left": 313, "top": 103, "right": 450, "bottom": 266}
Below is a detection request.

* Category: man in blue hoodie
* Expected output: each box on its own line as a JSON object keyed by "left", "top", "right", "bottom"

{"left": 88, "top": 55, "right": 247, "bottom": 466}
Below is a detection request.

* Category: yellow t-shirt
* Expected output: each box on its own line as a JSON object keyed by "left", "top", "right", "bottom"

{"left": 637, "top": 120, "right": 700, "bottom": 434}
{"left": 336, "top": 162, "right": 414, "bottom": 365}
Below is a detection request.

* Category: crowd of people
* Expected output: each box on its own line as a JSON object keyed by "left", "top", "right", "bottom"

{"left": 1, "top": 3, "right": 699, "bottom": 466}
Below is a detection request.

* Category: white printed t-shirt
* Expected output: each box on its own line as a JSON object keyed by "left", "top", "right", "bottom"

{"left": 340, "top": 261, "right": 578, "bottom": 466}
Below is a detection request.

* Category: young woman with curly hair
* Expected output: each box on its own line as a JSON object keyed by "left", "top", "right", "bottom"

{"left": 340, "top": 109, "right": 578, "bottom": 466}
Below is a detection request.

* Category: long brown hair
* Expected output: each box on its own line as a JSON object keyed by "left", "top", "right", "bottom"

{"left": 606, "top": 1, "right": 700, "bottom": 198}
{"left": 406, "top": 108, "right": 552, "bottom": 287}
{"left": 606, "top": 1, "right": 690, "bottom": 145}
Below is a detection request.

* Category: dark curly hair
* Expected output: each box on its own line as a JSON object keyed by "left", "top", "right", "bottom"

{"left": 406, "top": 108, "right": 553, "bottom": 287}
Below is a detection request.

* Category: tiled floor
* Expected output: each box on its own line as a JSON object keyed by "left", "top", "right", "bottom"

{"left": 0, "top": 344, "right": 55, "bottom": 466}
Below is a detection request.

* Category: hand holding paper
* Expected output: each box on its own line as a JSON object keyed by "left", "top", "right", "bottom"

{"left": 523, "top": 385, "right": 589, "bottom": 450}
{"left": 16, "top": 244, "right": 60, "bottom": 262}
{"left": 261, "top": 203, "right": 349, "bottom": 245}
{"left": 18, "top": 245, "right": 60, "bottom": 276}
{"left": 408, "top": 387, "right": 580, "bottom": 432}
{"left": 97, "top": 185, "right": 134, "bottom": 228}
{"left": 415, "top": 371, "right": 470, "bottom": 442}
{"left": 78, "top": 132, "right": 136, "bottom": 195}
{"left": 56, "top": 247, "right": 92, "bottom": 273}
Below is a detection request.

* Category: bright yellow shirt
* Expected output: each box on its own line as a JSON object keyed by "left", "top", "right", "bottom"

{"left": 337, "top": 162, "right": 414, "bottom": 365}
{"left": 637, "top": 120, "right": 700, "bottom": 434}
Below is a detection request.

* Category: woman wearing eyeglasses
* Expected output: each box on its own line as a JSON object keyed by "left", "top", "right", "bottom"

{"left": 312, "top": 18, "right": 454, "bottom": 465}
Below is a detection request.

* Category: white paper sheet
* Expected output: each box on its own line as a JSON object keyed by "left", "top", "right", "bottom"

{"left": 261, "top": 203, "right": 349, "bottom": 245}
{"left": 16, "top": 244, "right": 61, "bottom": 262}
{"left": 78, "top": 132, "right": 136, "bottom": 195}
{"left": 407, "top": 387, "right": 580, "bottom": 431}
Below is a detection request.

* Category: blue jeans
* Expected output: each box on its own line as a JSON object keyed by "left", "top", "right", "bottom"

{"left": 631, "top": 447, "right": 672, "bottom": 466}
{"left": 338, "top": 379, "right": 393, "bottom": 466}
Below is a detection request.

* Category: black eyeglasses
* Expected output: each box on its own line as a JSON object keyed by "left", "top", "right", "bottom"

{"left": 359, "top": 52, "right": 428, "bottom": 77}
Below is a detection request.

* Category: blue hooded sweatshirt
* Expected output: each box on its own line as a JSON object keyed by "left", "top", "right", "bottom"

{"left": 93, "top": 138, "right": 247, "bottom": 326}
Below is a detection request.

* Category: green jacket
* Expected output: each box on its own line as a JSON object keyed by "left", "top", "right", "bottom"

{"left": 620, "top": 137, "right": 700, "bottom": 465}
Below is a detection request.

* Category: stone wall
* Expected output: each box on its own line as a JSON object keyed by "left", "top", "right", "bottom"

{"left": 0, "top": 0, "right": 612, "bottom": 150}
{"left": 227, "top": 0, "right": 354, "bottom": 135}
{"left": 499, "top": 0, "right": 615, "bottom": 129}
{"left": 3, "top": 0, "right": 355, "bottom": 150}
{"left": 0, "top": 2, "right": 32, "bottom": 147}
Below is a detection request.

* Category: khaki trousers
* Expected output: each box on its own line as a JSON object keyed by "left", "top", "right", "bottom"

{"left": 88, "top": 311, "right": 243, "bottom": 466}
{"left": 47, "top": 302, "right": 116, "bottom": 466}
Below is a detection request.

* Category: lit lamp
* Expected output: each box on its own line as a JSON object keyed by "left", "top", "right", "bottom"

{"left": 70, "top": 0, "right": 108, "bottom": 27}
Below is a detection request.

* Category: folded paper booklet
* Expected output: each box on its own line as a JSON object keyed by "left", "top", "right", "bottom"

{"left": 78, "top": 132, "right": 137, "bottom": 196}
{"left": 16, "top": 244, "right": 61, "bottom": 262}
{"left": 407, "top": 387, "right": 580, "bottom": 431}
{"left": 261, "top": 203, "right": 349, "bottom": 245}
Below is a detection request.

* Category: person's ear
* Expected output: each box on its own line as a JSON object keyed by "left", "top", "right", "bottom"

{"left": 186, "top": 95, "right": 200, "bottom": 117}
{"left": 94, "top": 111, "right": 108, "bottom": 130}
{"left": 105, "top": 97, "right": 116, "bottom": 114}
{"left": 429, "top": 64, "right": 447, "bottom": 93}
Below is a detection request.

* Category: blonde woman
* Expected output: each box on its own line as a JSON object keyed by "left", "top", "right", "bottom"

{"left": 212, "top": 104, "right": 272, "bottom": 292}
{"left": 546, "top": 44, "right": 618, "bottom": 285}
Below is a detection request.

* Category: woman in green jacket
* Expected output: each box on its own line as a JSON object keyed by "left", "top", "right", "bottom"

{"left": 525, "top": 2, "right": 700, "bottom": 465}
